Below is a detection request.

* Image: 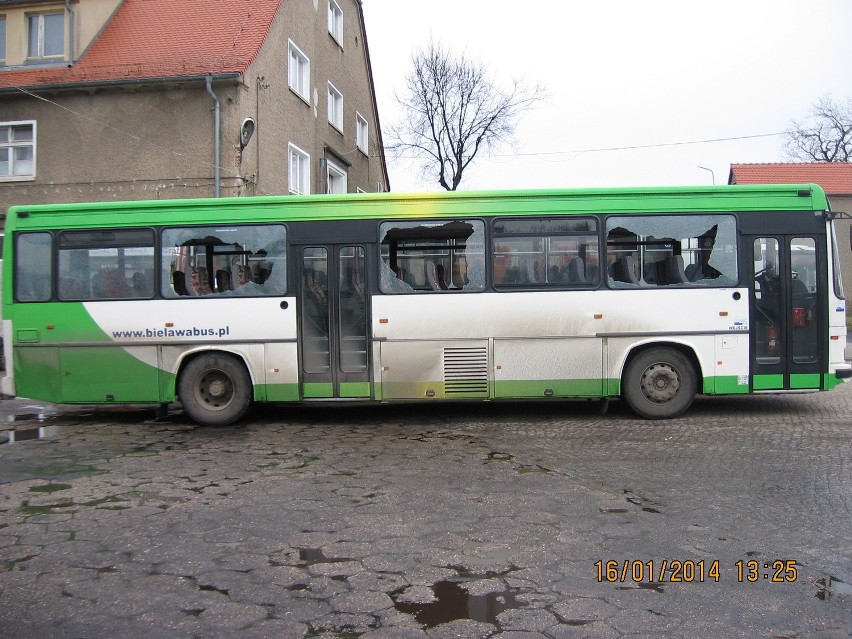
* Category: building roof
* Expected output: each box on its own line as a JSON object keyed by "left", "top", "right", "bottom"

{"left": 0, "top": 0, "right": 282, "bottom": 90}
{"left": 729, "top": 162, "right": 852, "bottom": 196}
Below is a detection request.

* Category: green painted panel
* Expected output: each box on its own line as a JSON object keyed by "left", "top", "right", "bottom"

{"left": 823, "top": 373, "right": 846, "bottom": 391}
{"left": 302, "top": 382, "right": 334, "bottom": 398}
{"left": 13, "top": 302, "right": 112, "bottom": 345}
{"left": 753, "top": 374, "right": 784, "bottom": 390}
{"left": 494, "top": 379, "right": 603, "bottom": 398}
{"left": 605, "top": 378, "right": 621, "bottom": 396}
{"left": 338, "top": 382, "right": 371, "bottom": 398}
{"left": 59, "top": 347, "right": 161, "bottom": 403}
{"left": 261, "top": 383, "right": 300, "bottom": 402}
{"left": 14, "top": 346, "right": 62, "bottom": 403}
{"left": 789, "top": 373, "right": 821, "bottom": 389}
{"left": 706, "top": 376, "right": 750, "bottom": 395}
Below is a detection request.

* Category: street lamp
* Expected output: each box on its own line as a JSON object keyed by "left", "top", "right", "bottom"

{"left": 698, "top": 166, "right": 716, "bottom": 185}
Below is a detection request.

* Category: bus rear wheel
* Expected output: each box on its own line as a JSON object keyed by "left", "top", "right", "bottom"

{"left": 178, "top": 354, "right": 253, "bottom": 426}
{"left": 623, "top": 348, "right": 696, "bottom": 419}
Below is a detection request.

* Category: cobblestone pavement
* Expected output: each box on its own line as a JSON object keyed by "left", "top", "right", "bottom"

{"left": 0, "top": 384, "right": 850, "bottom": 639}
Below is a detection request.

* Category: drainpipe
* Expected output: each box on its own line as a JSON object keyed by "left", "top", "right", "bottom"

{"left": 205, "top": 76, "right": 221, "bottom": 197}
{"left": 65, "top": 0, "right": 75, "bottom": 64}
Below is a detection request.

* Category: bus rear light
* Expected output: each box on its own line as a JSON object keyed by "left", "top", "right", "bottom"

{"left": 719, "top": 311, "right": 728, "bottom": 317}
{"left": 594, "top": 313, "right": 603, "bottom": 319}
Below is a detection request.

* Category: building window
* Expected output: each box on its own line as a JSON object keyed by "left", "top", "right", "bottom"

{"left": 0, "top": 121, "right": 36, "bottom": 180}
{"left": 288, "top": 143, "right": 310, "bottom": 194}
{"left": 326, "top": 159, "right": 347, "bottom": 194}
{"left": 356, "top": 112, "right": 368, "bottom": 154}
{"left": 1, "top": 16, "right": 7, "bottom": 63}
{"left": 328, "top": 0, "right": 343, "bottom": 44}
{"left": 328, "top": 82, "right": 343, "bottom": 130}
{"left": 288, "top": 40, "right": 310, "bottom": 101}
{"left": 28, "top": 12, "right": 64, "bottom": 59}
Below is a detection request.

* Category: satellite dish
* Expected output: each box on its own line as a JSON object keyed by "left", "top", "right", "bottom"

{"left": 239, "top": 117, "right": 256, "bottom": 150}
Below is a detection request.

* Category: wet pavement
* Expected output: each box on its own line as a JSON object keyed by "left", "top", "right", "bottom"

{"left": 0, "top": 385, "right": 851, "bottom": 638}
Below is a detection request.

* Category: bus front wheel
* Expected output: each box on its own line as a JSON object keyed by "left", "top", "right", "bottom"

{"left": 623, "top": 348, "right": 696, "bottom": 419}
{"left": 178, "top": 354, "right": 253, "bottom": 426}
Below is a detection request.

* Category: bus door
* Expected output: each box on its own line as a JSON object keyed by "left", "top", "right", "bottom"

{"left": 749, "top": 235, "right": 823, "bottom": 390}
{"left": 298, "top": 245, "right": 371, "bottom": 399}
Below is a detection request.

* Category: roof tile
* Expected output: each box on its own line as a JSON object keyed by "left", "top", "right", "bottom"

{"left": 0, "top": 0, "right": 282, "bottom": 88}
{"left": 729, "top": 162, "right": 852, "bottom": 195}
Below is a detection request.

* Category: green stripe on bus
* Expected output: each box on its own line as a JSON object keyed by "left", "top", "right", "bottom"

{"left": 338, "top": 382, "right": 371, "bottom": 398}
{"left": 707, "top": 376, "right": 750, "bottom": 394}
{"left": 258, "top": 383, "right": 300, "bottom": 402}
{"left": 494, "top": 379, "right": 604, "bottom": 398}
{"left": 789, "top": 373, "right": 821, "bottom": 389}
{"left": 302, "top": 383, "right": 334, "bottom": 398}
{"left": 753, "top": 374, "right": 784, "bottom": 390}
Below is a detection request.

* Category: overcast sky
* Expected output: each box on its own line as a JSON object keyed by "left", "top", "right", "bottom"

{"left": 361, "top": 0, "right": 852, "bottom": 193}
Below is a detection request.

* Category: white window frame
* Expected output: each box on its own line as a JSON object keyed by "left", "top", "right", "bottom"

{"left": 288, "top": 40, "right": 310, "bottom": 102}
{"left": 27, "top": 12, "right": 64, "bottom": 59}
{"left": 356, "top": 112, "right": 369, "bottom": 154}
{"left": 328, "top": 0, "right": 343, "bottom": 45}
{"left": 326, "top": 159, "right": 347, "bottom": 194}
{"left": 288, "top": 143, "right": 310, "bottom": 195}
{"left": 0, "top": 120, "right": 36, "bottom": 181}
{"left": 327, "top": 82, "right": 343, "bottom": 131}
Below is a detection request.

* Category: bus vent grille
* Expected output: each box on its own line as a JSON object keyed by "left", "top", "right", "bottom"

{"left": 443, "top": 347, "right": 489, "bottom": 397}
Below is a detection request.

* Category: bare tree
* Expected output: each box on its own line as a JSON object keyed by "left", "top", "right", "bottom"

{"left": 785, "top": 95, "right": 852, "bottom": 162}
{"left": 389, "top": 40, "right": 545, "bottom": 191}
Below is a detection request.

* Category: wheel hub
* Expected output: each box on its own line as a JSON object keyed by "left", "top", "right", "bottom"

{"left": 208, "top": 379, "right": 227, "bottom": 398}
{"left": 640, "top": 363, "right": 680, "bottom": 404}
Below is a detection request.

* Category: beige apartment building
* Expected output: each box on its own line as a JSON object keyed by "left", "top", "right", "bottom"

{"left": 0, "top": 0, "right": 389, "bottom": 217}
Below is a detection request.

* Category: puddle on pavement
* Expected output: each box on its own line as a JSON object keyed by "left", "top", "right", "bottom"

{"left": 815, "top": 575, "right": 852, "bottom": 600}
{"left": 0, "top": 424, "right": 61, "bottom": 445}
{"left": 391, "top": 578, "right": 525, "bottom": 628}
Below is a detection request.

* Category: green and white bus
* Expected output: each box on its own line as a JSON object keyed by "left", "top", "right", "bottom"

{"left": 2, "top": 185, "right": 849, "bottom": 425}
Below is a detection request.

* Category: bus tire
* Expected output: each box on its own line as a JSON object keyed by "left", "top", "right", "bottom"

{"left": 623, "top": 348, "right": 696, "bottom": 419}
{"left": 178, "top": 353, "right": 253, "bottom": 426}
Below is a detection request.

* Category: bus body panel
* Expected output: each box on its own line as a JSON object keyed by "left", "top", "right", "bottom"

{"left": 372, "top": 289, "right": 752, "bottom": 400}
{"left": 11, "top": 297, "right": 298, "bottom": 404}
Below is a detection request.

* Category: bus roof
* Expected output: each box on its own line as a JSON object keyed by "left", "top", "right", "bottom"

{"left": 3, "top": 183, "right": 830, "bottom": 231}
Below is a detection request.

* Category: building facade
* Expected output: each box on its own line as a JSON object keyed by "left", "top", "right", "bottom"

{"left": 0, "top": 0, "right": 389, "bottom": 215}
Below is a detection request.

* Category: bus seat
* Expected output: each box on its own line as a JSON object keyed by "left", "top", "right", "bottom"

{"left": 664, "top": 255, "right": 688, "bottom": 284}
{"left": 567, "top": 257, "right": 586, "bottom": 283}
{"left": 684, "top": 263, "right": 699, "bottom": 281}
{"left": 216, "top": 269, "right": 232, "bottom": 292}
{"left": 613, "top": 256, "right": 639, "bottom": 285}
{"left": 196, "top": 267, "right": 214, "bottom": 295}
{"left": 426, "top": 261, "right": 446, "bottom": 291}
{"left": 173, "top": 270, "right": 189, "bottom": 296}
{"left": 234, "top": 264, "right": 252, "bottom": 287}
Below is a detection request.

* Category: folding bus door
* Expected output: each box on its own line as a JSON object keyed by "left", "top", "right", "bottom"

{"left": 298, "top": 245, "right": 371, "bottom": 399}
{"left": 749, "top": 235, "right": 823, "bottom": 390}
